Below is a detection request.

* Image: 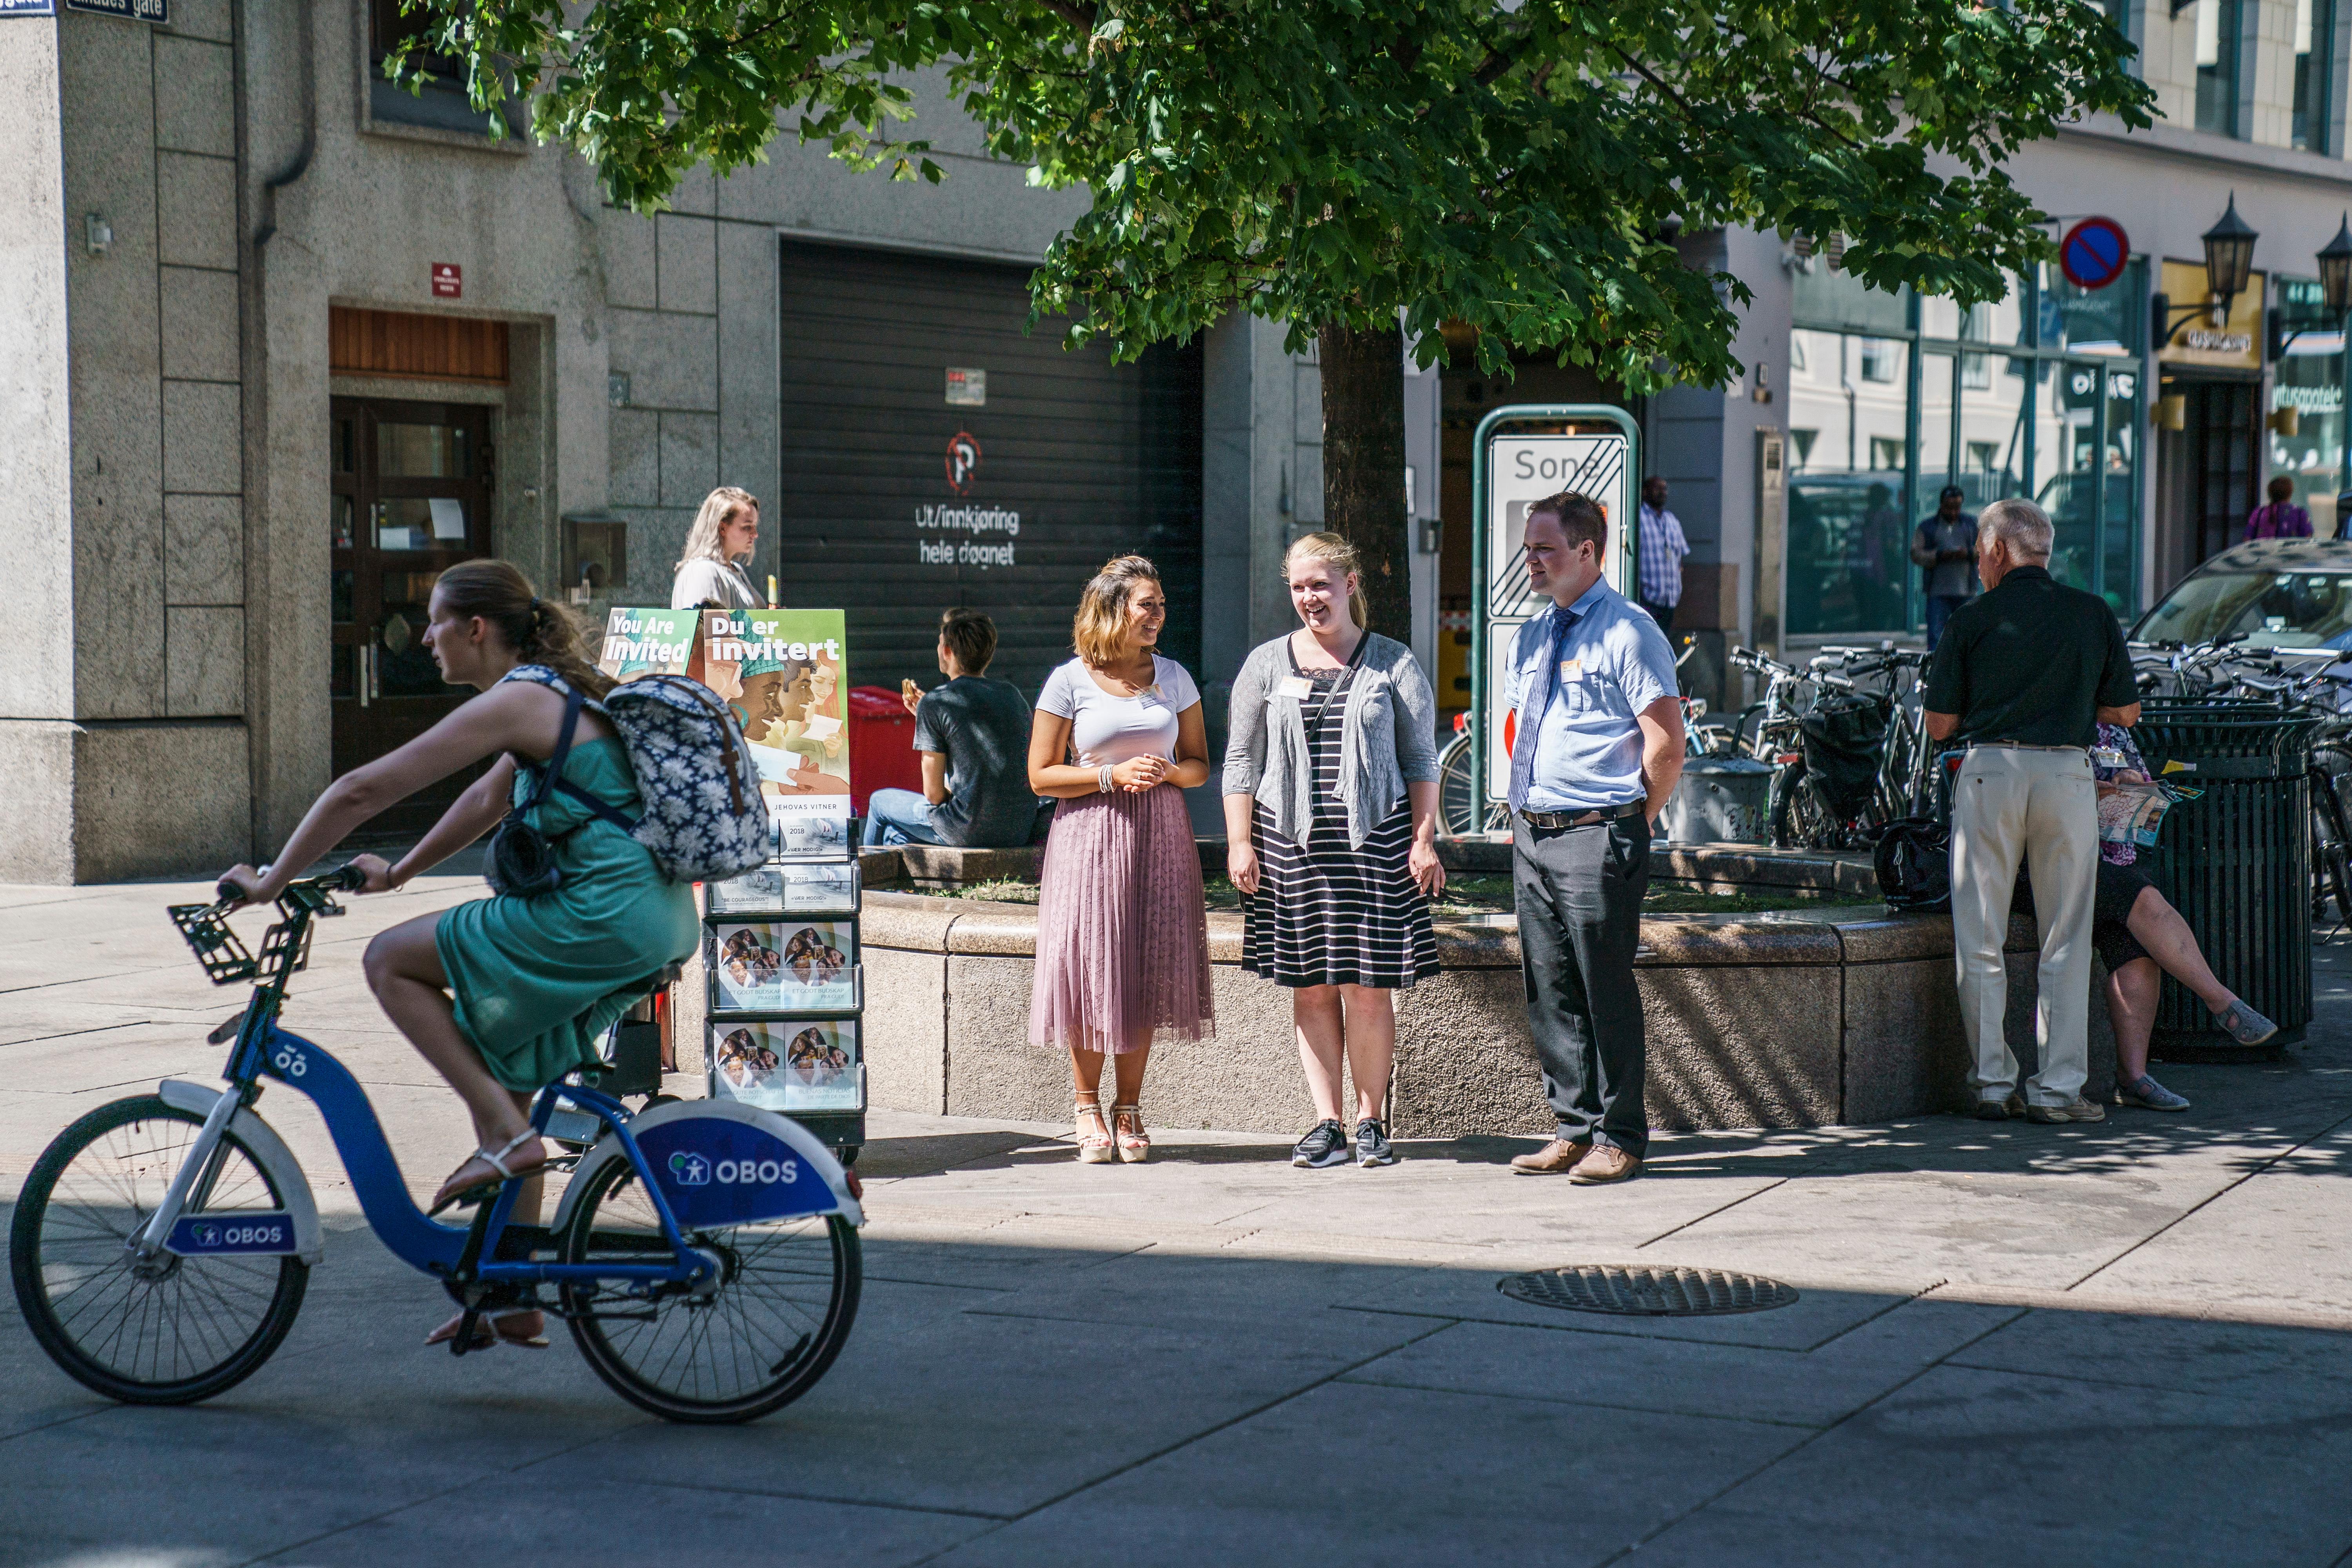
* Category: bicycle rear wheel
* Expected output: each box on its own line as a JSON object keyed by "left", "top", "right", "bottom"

{"left": 559, "top": 1154, "right": 860, "bottom": 1424}
{"left": 1437, "top": 734, "right": 1507, "bottom": 836}
{"left": 10, "top": 1096, "right": 308, "bottom": 1404}
{"left": 1767, "top": 759, "right": 1822, "bottom": 849}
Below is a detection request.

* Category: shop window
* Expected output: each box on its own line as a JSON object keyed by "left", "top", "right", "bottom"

{"left": 1785, "top": 331, "right": 1912, "bottom": 636}
{"left": 2296, "top": 0, "right": 2337, "bottom": 152}
{"left": 2272, "top": 275, "right": 2346, "bottom": 536}
{"left": 2042, "top": 260, "right": 2145, "bottom": 356}
{"left": 1790, "top": 265, "right": 1908, "bottom": 336}
{"left": 2196, "top": 0, "right": 2243, "bottom": 138}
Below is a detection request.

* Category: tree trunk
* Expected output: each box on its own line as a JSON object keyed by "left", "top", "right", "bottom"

{"left": 1317, "top": 319, "right": 1412, "bottom": 640}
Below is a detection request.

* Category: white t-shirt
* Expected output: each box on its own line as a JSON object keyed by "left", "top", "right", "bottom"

{"left": 672, "top": 558, "right": 759, "bottom": 611}
{"left": 1038, "top": 654, "right": 1201, "bottom": 766}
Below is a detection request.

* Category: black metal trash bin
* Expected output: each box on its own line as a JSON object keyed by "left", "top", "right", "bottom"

{"left": 2130, "top": 700, "right": 2318, "bottom": 1054}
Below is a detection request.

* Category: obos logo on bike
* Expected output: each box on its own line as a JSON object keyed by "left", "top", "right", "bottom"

{"left": 637, "top": 1117, "right": 830, "bottom": 1226}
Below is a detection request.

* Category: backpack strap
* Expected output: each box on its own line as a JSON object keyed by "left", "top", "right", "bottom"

{"left": 503, "top": 667, "right": 640, "bottom": 830}
{"left": 514, "top": 681, "right": 588, "bottom": 818}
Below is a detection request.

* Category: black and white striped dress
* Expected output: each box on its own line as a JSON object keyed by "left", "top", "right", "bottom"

{"left": 1243, "top": 650, "right": 1438, "bottom": 988}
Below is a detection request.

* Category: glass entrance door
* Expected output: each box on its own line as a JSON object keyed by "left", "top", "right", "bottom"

{"left": 329, "top": 396, "right": 494, "bottom": 831}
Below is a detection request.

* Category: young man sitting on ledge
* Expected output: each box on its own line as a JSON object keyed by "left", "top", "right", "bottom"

{"left": 863, "top": 608, "right": 1038, "bottom": 850}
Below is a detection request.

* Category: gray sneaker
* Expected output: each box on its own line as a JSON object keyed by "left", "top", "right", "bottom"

{"left": 2025, "top": 1096, "right": 2107, "bottom": 1124}
{"left": 1292, "top": 1119, "right": 1350, "bottom": 1168}
{"left": 2116, "top": 1074, "right": 2191, "bottom": 1112}
{"left": 1354, "top": 1118, "right": 1398, "bottom": 1168}
{"left": 2218, "top": 1000, "right": 2279, "bottom": 1046}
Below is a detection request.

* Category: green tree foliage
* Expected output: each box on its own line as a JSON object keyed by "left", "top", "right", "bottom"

{"left": 398, "top": 0, "right": 2152, "bottom": 628}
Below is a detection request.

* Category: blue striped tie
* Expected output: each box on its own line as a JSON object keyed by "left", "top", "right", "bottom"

{"left": 1507, "top": 608, "right": 1574, "bottom": 814}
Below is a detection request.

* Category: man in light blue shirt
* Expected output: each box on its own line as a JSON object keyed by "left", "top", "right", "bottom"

{"left": 1502, "top": 492, "right": 1685, "bottom": 1185}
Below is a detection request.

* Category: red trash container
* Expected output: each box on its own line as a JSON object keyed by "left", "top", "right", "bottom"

{"left": 846, "top": 685, "right": 924, "bottom": 815}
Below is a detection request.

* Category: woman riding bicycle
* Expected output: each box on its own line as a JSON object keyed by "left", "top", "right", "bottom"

{"left": 218, "top": 561, "right": 699, "bottom": 1349}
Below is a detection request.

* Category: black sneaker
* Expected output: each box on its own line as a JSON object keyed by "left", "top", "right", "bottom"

{"left": 1292, "top": 1119, "right": 1350, "bottom": 1168}
{"left": 1355, "top": 1118, "right": 1398, "bottom": 1168}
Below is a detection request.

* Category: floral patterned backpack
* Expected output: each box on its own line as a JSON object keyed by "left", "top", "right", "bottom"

{"left": 503, "top": 666, "right": 770, "bottom": 885}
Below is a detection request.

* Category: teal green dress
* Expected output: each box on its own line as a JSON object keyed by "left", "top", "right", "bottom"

{"left": 436, "top": 736, "right": 700, "bottom": 1091}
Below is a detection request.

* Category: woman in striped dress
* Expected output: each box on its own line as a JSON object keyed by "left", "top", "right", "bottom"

{"left": 1222, "top": 533, "right": 1444, "bottom": 1170}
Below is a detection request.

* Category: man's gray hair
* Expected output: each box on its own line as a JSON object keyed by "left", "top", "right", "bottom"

{"left": 1980, "top": 497, "right": 2054, "bottom": 561}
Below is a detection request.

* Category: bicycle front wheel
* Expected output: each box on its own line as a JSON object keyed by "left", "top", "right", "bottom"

{"left": 559, "top": 1154, "right": 860, "bottom": 1424}
{"left": 9, "top": 1096, "right": 309, "bottom": 1404}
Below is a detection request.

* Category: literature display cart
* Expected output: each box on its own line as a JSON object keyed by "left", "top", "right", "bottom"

{"left": 695, "top": 607, "right": 865, "bottom": 1163}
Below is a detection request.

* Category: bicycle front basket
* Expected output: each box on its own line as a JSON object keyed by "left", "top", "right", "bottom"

{"left": 1799, "top": 694, "right": 1891, "bottom": 819}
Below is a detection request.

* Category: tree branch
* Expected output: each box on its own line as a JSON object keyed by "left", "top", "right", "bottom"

{"left": 1030, "top": 0, "right": 1096, "bottom": 31}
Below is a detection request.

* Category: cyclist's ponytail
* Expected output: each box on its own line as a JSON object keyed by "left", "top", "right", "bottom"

{"left": 433, "top": 560, "right": 616, "bottom": 699}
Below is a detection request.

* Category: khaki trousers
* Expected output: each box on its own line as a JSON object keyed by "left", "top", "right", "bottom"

{"left": 1949, "top": 745, "right": 2098, "bottom": 1106}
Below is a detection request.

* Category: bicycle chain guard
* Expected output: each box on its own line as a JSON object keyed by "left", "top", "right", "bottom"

{"left": 167, "top": 903, "right": 258, "bottom": 985}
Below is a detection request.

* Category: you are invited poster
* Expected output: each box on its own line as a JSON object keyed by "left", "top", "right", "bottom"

{"left": 702, "top": 609, "right": 852, "bottom": 854}
{"left": 595, "top": 607, "right": 699, "bottom": 683}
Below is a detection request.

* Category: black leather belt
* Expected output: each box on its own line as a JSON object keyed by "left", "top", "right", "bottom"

{"left": 1517, "top": 800, "right": 1646, "bottom": 830}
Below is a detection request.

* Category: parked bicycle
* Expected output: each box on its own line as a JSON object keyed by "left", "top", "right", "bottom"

{"left": 9, "top": 867, "right": 863, "bottom": 1423}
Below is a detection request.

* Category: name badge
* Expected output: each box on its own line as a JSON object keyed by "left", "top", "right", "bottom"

{"left": 1560, "top": 658, "right": 1584, "bottom": 683}
{"left": 1274, "top": 676, "right": 1313, "bottom": 700}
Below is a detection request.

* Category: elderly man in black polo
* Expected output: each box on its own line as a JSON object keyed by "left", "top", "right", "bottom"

{"left": 1923, "top": 498, "right": 2138, "bottom": 1123}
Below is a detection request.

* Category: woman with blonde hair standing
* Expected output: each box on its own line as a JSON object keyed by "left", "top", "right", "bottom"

{"left": 1224, "top": 532, "right": 1443, "bottom": 1171}
{"left": 1028, "top": 555, "right": 1215, "bottom": 1163}
{"left": 670, "top": 486, "right": 763, "bottom": 610}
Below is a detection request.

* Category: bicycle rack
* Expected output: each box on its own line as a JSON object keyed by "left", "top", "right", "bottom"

{"left": 258, "top": 916, "right": 317, "bottom": 978}
{"left": 167, "top": 903, "right": 258, "bottom": 985}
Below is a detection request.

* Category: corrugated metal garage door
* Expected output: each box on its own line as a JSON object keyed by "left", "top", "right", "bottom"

{"left": 775, "top": 239, "right": 1201, "bottom": 697}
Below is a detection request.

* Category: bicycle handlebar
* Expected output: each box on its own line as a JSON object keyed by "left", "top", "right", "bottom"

{"left": 214, "top": 862, "right": 368, "bottom": 912}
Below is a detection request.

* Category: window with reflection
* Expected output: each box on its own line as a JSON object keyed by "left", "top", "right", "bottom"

{"left": 2296, "top": 0, "right": 2337, "bottom": 152}
{"left": 2273, "top": 276, "right": 2346, "bottom": 536}
{"left": 2196, "top": 0, "right": 2244, "bottom": 137}
{"left": 1787, "top": 324, "right": 1911, "bottom": 636}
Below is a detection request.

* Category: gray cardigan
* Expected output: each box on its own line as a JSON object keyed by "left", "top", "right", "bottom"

{"left": 1221, "top": 631, "right": 1441, "bottom": 849}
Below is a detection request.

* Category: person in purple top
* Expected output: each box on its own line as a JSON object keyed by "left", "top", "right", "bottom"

{"left": 2054, "top": 724, "right": 2278, "bottom": 1109}
{"left": 2245, "top": 476, "right": 2314, "bottom": 541}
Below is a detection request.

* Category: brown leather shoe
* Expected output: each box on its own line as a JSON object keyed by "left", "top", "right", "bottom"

{"left": 1568, "top": 1144, "right": 1643, "bottom": 1185}
{"left": 1509, "top": 1137, "right": 1592, "bottom": 1174}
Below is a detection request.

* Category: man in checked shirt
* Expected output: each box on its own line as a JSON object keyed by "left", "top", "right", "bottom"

{"left": 1635, "top": 476, "right": 1690, "bottom": 630}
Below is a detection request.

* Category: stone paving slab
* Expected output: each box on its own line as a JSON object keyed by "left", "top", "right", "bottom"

{"left": 7, "top": 877, "right": 2352, "bottom": 1565}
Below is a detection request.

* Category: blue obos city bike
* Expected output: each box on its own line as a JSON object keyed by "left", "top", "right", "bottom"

{"left": 7, "top": 866, "right": 863, "bottom": 1423}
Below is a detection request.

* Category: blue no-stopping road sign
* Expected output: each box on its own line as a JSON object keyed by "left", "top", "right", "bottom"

{"left": 2060, "top": 217, "right": 2130, "bottom": 291}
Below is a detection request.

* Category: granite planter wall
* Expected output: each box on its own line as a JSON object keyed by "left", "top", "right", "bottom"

{"left": 846, "top": 880, "right": 2115, "bottom": 1138}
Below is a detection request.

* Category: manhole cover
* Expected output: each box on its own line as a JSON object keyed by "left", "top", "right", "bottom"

{"left": 1497, "top": 1264, "right": 1799, "bottom": 1317}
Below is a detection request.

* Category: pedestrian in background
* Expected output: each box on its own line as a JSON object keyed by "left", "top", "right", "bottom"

{"left": 1912, "top": 485, "right": 1978, "bottom": 650}
{"left": 1924, "top": 498, "right": 2139, "bottom": 1125}
{"left": 1636, "top": 477, "right": 1689, "bottom": 629}
{"left": 1027, "top": 556, "right": 1215, "bottom": 1165}
{"left": 1222, "top": 533, "right": 1445, "bottom": 1172}
{"left": 671, "top": 487, "right": 763, "bottom": 611}
{"left": 2245, "top": 476, "right": 2314, "bottom": 541}
{"left": 864, "top": 609, "right": 1034, "bottom": 849}
{"left": 1504, "top": 493, "right": 1685, "bottom": 1184}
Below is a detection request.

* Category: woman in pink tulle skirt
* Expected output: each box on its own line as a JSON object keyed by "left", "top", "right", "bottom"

{"left": 1027, "top": 556, "right": 1215, "bottom": 1164}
